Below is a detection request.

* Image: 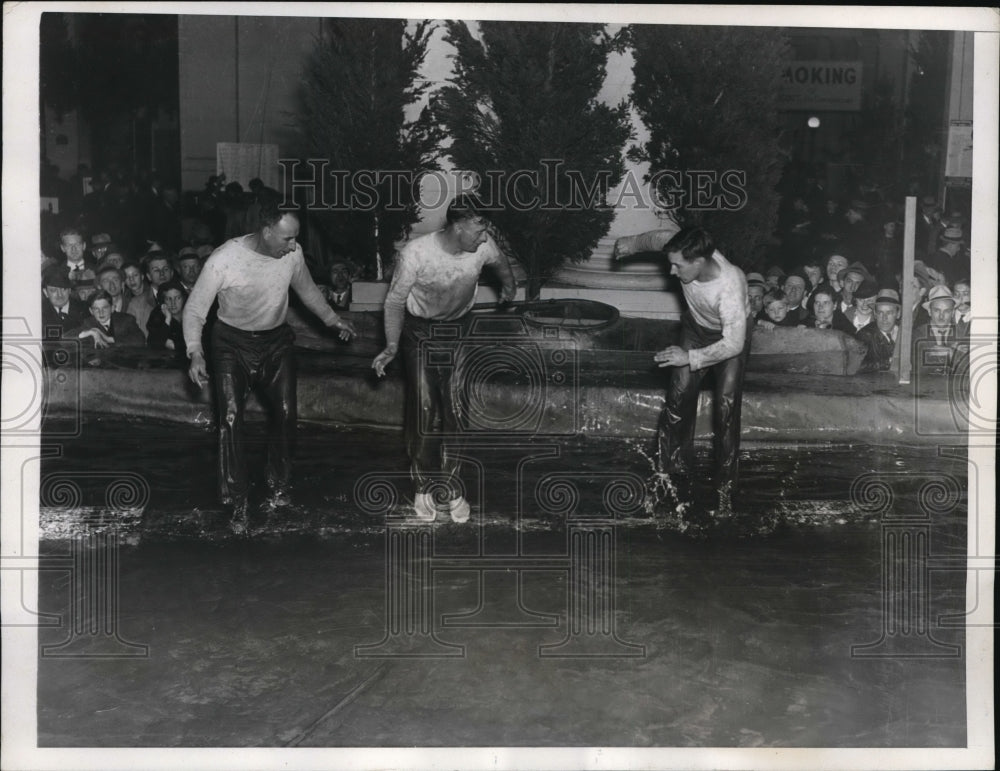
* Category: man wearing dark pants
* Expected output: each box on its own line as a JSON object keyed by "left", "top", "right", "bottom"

{"left": 183, "top": 195, "right": 356, "bottom": 534}
{"left": 372, "top": 194, "right": 517, "bottom": 523}
{"left": 617, "top": 226, "right": 751, "bottom": 513}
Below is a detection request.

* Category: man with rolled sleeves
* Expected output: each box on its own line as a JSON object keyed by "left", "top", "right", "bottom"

{"left": 183, "top": 194, "right": 357, "bottom": 534}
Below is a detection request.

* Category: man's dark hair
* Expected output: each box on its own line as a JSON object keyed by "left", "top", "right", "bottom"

{"left": 445, "top": 193, "right": 489, "bottom": 225}
{"left": 87, "top": 290, "right": 114, "bottom": 309}
{"left": 259, "top": 189, "right": 296, "bottom": 229}
{"left": 143, "top": 251, "right": 173, "bottom": 270}
{"left": 155, "top": 279, "right": 189, "bottom": 303}
{"left": 808, "top": 285, "right": 838, "bottom": 310}
{"left": 663, "top": 227, "right": 715, "bottom": 262}
{"left": 59, "top": 225, "right": 84, "bottom": 241}
{"left": 96, "top": 263, "right": 123, "bottom": 279}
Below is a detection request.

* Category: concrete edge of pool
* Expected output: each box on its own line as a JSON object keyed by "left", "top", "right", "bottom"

{"left": 41, "top": 365, "right": 969, "bottom": 443}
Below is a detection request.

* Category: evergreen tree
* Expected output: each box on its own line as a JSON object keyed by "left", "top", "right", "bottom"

{"left": 297, "top": 18, "right": 444, "bottom": 277}
{"left": 432, "top": 21, "right": 633, "bottom": 299}
{"left": 628, "top": 25, "right": 789, "bottom": 270}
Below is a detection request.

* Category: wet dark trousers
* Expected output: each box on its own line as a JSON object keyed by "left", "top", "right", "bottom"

{"left": 211, "top": 321, "right": 297, "bottom": 506}
{"left": 400, "top": 313, "right": 466, "bottom": 498}
{"left": 657, "top": 315, "right": 751, "bottom": 491}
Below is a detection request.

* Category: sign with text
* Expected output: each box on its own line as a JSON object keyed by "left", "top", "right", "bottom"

{"left": 779, "top": 61, "right": 863, "bottom": 111}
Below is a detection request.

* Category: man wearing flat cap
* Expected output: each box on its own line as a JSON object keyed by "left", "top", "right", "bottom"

{"left": 857, "top": 289, "right": 901, "bottom": 372}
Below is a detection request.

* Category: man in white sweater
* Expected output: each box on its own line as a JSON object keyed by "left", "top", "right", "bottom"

{"left": 616, "top": 226, "right": 751, "bottom": 513}
{"left": 183, "top": 195, "right": 356, "bottom": 534}
{"left": 372, "top": 194, "right": 517, "bottom": 523}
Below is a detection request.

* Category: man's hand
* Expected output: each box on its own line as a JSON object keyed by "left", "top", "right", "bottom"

{"left": 188, "top": 351, "right": 209, "bottom": 388}
{"left": 372, "top": 347, "right": 396, "bottom": 378}
{"left": 331, "top": 317, "right": 356, "bottom": 341}
{"left": 499, "top": 285, "right": 517, "bottom": 305}
{"left": 654, "top": 345, "right": 690, "bottom": 368}
{"left": 79, "top": 328, "right": 113, "bottom": 349}
{"left": 611, "top": 236, "right": 634, "bottom": 262}
{"left": 161, "top": 304, "right": 172, "bottom": 324}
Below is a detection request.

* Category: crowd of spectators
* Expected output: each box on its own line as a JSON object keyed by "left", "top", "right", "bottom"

{"left": 40, "top": 165, "right": 354, "bottom": 369}
{"left": 764, "top": 170, "right": 975, "bottom": 376}
{"left": 41, "top": 160, "right": 974, "bottom": 379}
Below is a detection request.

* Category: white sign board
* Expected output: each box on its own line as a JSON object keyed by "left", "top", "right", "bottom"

{"left": 779, "top": 61, "right": 863, "bottom": 111}
{"left": 216, "top": 142, "right": 280, "bottom": 190}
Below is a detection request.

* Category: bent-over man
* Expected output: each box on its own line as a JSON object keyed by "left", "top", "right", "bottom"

{"left": 615, "top": 226, "right": 751, "bottom": 513}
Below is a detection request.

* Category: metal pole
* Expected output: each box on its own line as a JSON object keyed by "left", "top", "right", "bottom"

{"left": 897, "top": 195, "right": 917, "bottom": 384}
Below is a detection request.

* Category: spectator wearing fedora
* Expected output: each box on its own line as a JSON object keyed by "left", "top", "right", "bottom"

{"left": 836, "top": 261, "right": 872, "bottom": 315}
{"left": 926, "top": 227, "right": 969, "bottom": 287}
{"left": 41, "top": 265, "right": 88, "bottom": 341}
{"left": 745, "top": 272, "right": 766, "bottom": 318}
{"left": 175, "top": 247, "right": 204, "bottom": 295}
{"left": 764, "top": 264, "right": 786, "bottom": 291}
{"left": 90, "top": 232, "right": 113, "bottom": 265}
{"left": 912, "top": 285, "right": 959, "bottom": 374}
{"left": 857, "top": 289, "right": 902, "bottom": 373}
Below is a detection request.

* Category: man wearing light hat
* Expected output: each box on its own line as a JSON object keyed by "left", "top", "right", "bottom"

{"left": 912, "top": 285, "right": 958, "bottom": 373}
{"left": 745, "top": 272, "right": 766, "bottom": 317}
{"left": 175, "top": 247, "right": 203, "bottom": 294}
{"left": 857, "top": 289, "right": 901, "bottom": 372}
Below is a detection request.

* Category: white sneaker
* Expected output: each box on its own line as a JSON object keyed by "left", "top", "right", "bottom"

{"left": 448, "top": 496, "right": 471, "bottom": 524}
{"left": 413, "top": 493, "right": 437, "bottom": 522}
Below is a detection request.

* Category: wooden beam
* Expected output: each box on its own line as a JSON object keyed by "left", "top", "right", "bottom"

{"left": 898, "top": 196, "right": 917, "bottom": 384}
